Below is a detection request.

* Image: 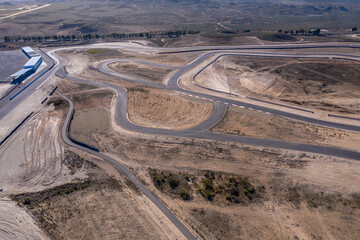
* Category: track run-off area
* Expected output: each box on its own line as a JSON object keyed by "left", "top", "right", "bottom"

{"left": 2, "top": 41, "right": 360, "bottom": 240}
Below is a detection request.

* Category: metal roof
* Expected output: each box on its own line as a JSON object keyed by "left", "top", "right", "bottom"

{"left": 10, "top": 68, "right": 33, "bottom": 77}
{"left": 24, "top": 56, "right": 42, "bottom": 68}
{"left": 22, "top": 46, "right": 39, "bottom": 57}
{"left": 22, "top": 46, "right": 35, "bottom": 53}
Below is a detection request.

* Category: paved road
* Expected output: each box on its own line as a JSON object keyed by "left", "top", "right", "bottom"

{"left": 0, "top": 48, "right": 59, "bottom": 120}
{"left": 0, "top": 50, "right": 28, "bottom": 80}
{"left": 2, "top": 42, "right": 360, "bottom": 240}
{"left": 62, "top": 72, "right": 360, "bottom": 161}
{"left": 159, "top": 42, "right": 360, "bottom": 54}
{"left": 191, "top": 52, "right": 360, "bottom": 94}
{"left": 99, "top": 52, "right": 360, "bottom": 133}
{"left": 111, "top": 59, "right": 182, "bottom": 69}
{"left": 57, "top": 90, "right": 198, "bottom": 240}
{"left": 58, "top": 42, "right": 360, "bottom": 54}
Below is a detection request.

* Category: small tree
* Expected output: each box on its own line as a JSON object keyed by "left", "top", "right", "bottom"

{"left": 313, "top": 29, "right": 321, "bottom": 35}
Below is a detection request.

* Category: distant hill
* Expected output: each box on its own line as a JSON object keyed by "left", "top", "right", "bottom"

{"left": 0, "top": 0, "right": 359, "bottom": 38}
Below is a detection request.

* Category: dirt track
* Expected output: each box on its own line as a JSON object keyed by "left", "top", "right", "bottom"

{"left": 0, "top": 199, "right": 49, "bottom": 240}
{"left": 2, "top": 41, "right": 360, "bottom": 240}
{"left": 194, "top": 55, "right": 360, "bottom": 115}
{"left": 0, "top": 107, "right": 86, "bottom": 195}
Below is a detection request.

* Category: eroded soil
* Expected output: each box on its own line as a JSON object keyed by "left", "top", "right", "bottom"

{"left": 212, "top": 107, "right": 360, "bottom": 151}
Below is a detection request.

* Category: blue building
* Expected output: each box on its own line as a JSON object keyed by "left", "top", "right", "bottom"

{"left": 22, "top": 47, "right": 39, "bottom": 58}
{"left": 24, "top": 56, "right": 42, "bottom": 71}
{"left": 9, "top": 46, "right": 43, "bottom": 84}
{"left": 10, "top": 68, "right": 34, "bottom": 83}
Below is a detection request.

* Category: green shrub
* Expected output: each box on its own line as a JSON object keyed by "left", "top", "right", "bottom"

{"left": 149, "top": 169, "right": 193, "bottom": 201}
{"left": 202, "top": 189, "right": 215, "bottom": 201}
{"left": 168, "top": 175, "right": 180, "bottom": 189}
{"left": 202, "top": 178, "right": 213, "bottom": 191}
{"left": 179, "top": 187, "right": 191, "bottom": 201}
{"left": 23, "top": 197, "right": 31, "bottom": 205}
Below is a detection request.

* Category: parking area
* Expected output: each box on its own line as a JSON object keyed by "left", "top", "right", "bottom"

{"left": 0, "top": 50, "right": 28, "bottom": 81}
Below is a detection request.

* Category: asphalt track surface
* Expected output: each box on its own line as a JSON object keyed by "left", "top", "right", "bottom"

{"left": 62, "top": 70, "right": 360, "bottom": 161}
{"left": 0, "top": 49, "right": 56, "bottom": 120}
{"left": 2, "top": 42, "right": 360, "bottom": 240}
{"left": 57, "top": 90, "right": 197, "bottom": 240}
{"left": 0, "top": 50, "right": 28, "bottom": 80}
{"left": 99, "top": 52, "right": 360, "bottom": 133}
{"left": 159, "top": 42, "right": 360, "bottom": 54}
{"left": 65, "top": 57, "right": 360, "bottom": 160}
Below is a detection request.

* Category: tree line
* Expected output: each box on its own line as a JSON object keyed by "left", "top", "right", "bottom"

{"left": 278, "top": 27, "right": 358, "bottom": 35}
{"left": 3, "top": 30, "right": 201, "bottom": 43}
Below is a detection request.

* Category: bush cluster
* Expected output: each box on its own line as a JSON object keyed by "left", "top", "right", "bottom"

{"left": 149, "top": 169, "right": 193, "bottom": 201}
{"left": 198, "top": 171, "right": 256, "bottom": 203}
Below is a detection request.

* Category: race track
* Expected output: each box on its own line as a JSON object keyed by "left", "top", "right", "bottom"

{"left": 2, "top": 42, "right": 360, "bottom": 240}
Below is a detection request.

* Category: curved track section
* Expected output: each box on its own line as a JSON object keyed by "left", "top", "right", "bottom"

{"left": 2, "top": 42, "right": 360, "bottom": 240}
{"left": 191, "top": 51, "right": 360, "bottom": 96}
{"left": 111, "top": 59, "right": 183, "bottom": 69}
{"left": 100, "top": 54, "right": 360, "bottom": 133}
{"left": 59, "top": 62, "right": 360, "bottom": 160}
{"left": 57, "top": 90, "right": 197, "bottom": 240}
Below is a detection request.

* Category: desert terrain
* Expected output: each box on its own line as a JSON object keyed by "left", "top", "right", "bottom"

{"left": 2, "top": 0, "right": 360, "bottom": 39}
{"left": 55, "top": 77, "right": 360, "bottom": 240}
{"left": 194, "top": 55, "right": 360, "bottom": 115}
{"left": 0, "top": 34, "right": 359, "bottom": 240}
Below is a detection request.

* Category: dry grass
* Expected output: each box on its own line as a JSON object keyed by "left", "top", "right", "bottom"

{"left": 51, "top": 50, "right": 360, "bottom": 240}
{"left": 195, "top": 55, "right": 360, "bottom": 114}
{"left": 127, "top": 87, "right": 214, "bottom": 129}
{"left": 212, "top": 107, "right": 360, "bottom": 151}
{"left": 108, "top": 61, "right": 174, "bottom": 84}
{"left": 11, "top": 151, "right": 181, "bottom": 240}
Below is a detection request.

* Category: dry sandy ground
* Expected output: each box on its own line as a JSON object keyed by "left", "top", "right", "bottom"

{"left": 163, "top": 35, "right": 262, "bottom": 47}
{"left": 93, "top": 129, "right": 360, "bottom": 240}
{"left": 11, "top": 150, "right": 184, "bottom": 240}
{"left": 0, "top": 80, "right": 186, "bottom": 239}
{"left": 195, "top": 55, "right": 286, "bottom": 97}
{"left": 0, "top": 199, "right": 49, "bottom": 240}
{"left": 108, "top": 61, "right": 175, "bottom": 84}
{"left": 33, "top": 186, "right": 183, "bottom": 240}
{"left": 213, "top": 107, "right": 360, "bottom": 151}
{"left": 128, "top": 87, "right": 214, "bottom": 130}
{"left": 0, "top": 99, "right": 83, "bottom": 240}
{"left": 0, "top": 107, "right": 85, "bottom": 196}
{"left": 57, "top": 50, "right": 215, "bottom": 130}
{"left": 0, "top": 86, "right": 51, "bottom": 141}
{"left": 57, "top": 47, "right": 199, "bottom": 78}
{"left": 57, "top": 79, "right": 360, "bottom": 239}
{"left": 51, "top": 47, "right": 360, "bottom": 239}
{"left": 66, "top": 87, "right": 113, "bottom": 148}
{"left": 193, "top": 55, "right": 360, "bottom": 115}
